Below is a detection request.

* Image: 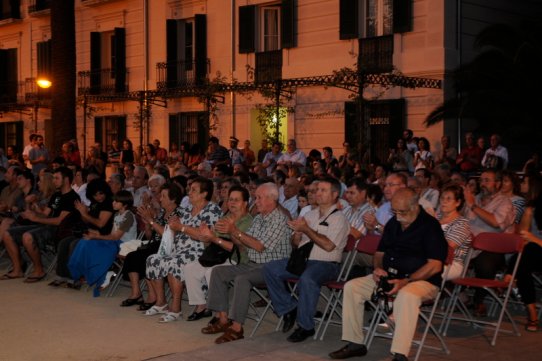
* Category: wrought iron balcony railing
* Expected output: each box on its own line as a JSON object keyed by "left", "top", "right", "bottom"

{"left": 255, "top": 50, "right": 282, "bottom": 83}
{"left": 156, "top": 59, "right": 210, "bottom": 90}
{"left": 77, "top": 68, "right": 129, "bottom": 95}
{"left": 24, "top": 78, "right": 51, "bottom": 103}
{"left": 358, "top": 35, "right": 394, "bottom": 74}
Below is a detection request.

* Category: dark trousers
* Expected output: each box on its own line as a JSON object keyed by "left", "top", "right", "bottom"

{"left": 508, "top": 242, "right": 542, "bottom": 305}
{"left": 473, "top": 251, "right": 505, "bottom": 304}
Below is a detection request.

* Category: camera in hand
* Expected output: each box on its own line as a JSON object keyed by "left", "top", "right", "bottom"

{"left": 371, "top": 268, "right": 399, "bottom": 304}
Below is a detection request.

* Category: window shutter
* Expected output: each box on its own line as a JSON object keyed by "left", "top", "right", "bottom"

{"left": 4, "top": 49, "right": 17, "bottom": 102}
{"left": 281, "top": 0, "right": 296, "bottom": 49}
{"left": 393, "top": 0, "right": 412, "bottom": 33}
{"left": 239, "top": 5, "right": 256, "bottom": 53}
{"left": 10, "top": 0, "right": 21, "bottom": 19}
{"left": 37, "top": 40, "right": 52, "bottom": 77}
{"left": 95, "top": 116, "right": 103, "bottom": 145}
{"left": 340, "top": 0, "right": 359, "bottom": 40}
{"left": 344, "top": 101, "right": 361, "bottom": 146}
{"left": 389, "top": 99, "right": 405, "bottom": 146}
{"left": 195, "top": 14, "right": 207, "bottom": 85}
{"left": 90, "top": 32, "right": 101, "bottom": 94}
{"left": 114, "top": 27, "right": 126, "bottom": 93}
{"left": 118, "top": 116, "right": 127, "bottom": 142}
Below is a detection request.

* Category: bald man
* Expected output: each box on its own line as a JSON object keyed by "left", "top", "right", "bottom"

{"left": 329, "top": 188, "right": 447, "bottom": 361}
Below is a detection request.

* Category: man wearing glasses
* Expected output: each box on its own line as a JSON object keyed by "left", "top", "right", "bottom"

{"left": 364, "top": 173, "right": 407, "bottom": 234}
{"left": 329, "top": 188, "right": 447, "bottom": 361}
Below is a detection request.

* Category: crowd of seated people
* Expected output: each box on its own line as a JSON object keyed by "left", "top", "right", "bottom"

{"left": 1, "top": 129, "right": 541, "bottom": 361}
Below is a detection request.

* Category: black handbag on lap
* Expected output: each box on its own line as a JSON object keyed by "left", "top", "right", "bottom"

{"left": 286, "top": 209, "right": 339, "bottom": 276}
{"left": 286, "top": 241, "right": 314, "bottom": 276}
{"left": 199, "top": 240, "right": 236, "bottom": 267}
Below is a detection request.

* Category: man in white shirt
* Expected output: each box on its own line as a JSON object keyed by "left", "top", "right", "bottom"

{"left": 281, "top": 177, "right": 300, "bottom": 219}
{"left": 278, "top": 139, "right": 307, "bottom": 173}
{"left": 263, "top": 176, "right": 349, "bottom": 342}
{"left": 131, "top": 166, "right": 151, "bottom": 207}
{"left": 481, "top": 133, "right": 509, "bottom": 170}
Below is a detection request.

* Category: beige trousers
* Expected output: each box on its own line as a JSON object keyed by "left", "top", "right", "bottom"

{"left": 342, "top": 274, "right": 438, "bottom": 355}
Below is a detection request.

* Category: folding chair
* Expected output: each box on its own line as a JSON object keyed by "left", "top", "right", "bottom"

{"left": 247, "top": 283, "right": 275, "bottom": 337}
{"left": 317, "top": 234, "right": 381, "bottom": 340}
{"left": 365, "top": 246, "right": 454, "bottom": 361}
{"left": 441, "top": 232, "right": 524, "bottom": 346}
{"left": 105, "top": 230, "right": 146, "bottom": 297}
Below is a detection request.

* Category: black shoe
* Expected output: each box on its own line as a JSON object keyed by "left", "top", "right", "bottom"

{"left": 329, "top": 343, "right": 368, "bottom": 359}
{"left": 282, "top": 308, "right": 297, "bottom": 333}
{"left": 392, "top": 353, "right": 408, "bottom": 361}
{"left": 120, "top": 296, "right": 143, "bottom": 307}
{"left": 286, "top": 327, "right": 315, "bottom": 343}
{"left": 187, "top": 308, "right": 212, "bottom": 321}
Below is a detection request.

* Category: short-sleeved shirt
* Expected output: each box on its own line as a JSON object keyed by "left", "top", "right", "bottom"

{"left": 247, "top": 207, "right": 292, "bottom": 263}
{"left": 208, "top": 146, "right": 230, "bottom": 165}
{"left": 29, "top": 146, "right": 50, "bottom": 176}
{"left": 113, "top": 210, "right": 138, "bottom": 243}
{"left": 342, "top": 202, "right": 373, "bottom": 236}
{"left": 48, "top": 189, "right": 80, "bottom": 218}
{"left": 278, "top": 149, "right": 307, "bottom": 167}
{"left": 88, "top": 199, "right": 115, "bottom": 234}
{"left": 439, "top": 216, "right": 472, "bottom": 265}
{"left": 300, "top": 205, "right": 350, "bottom": 263}
{"left": 457, "top": 145, "right": 482, "bottom": 172}
{"left": 378, "top": 207, "right": 447, "bottom": 286}
{"left": 215, "top": 213, "right": 254, "bottom": 264}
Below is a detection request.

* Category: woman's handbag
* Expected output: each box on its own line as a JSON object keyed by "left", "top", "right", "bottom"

{"left": 198, "top": 242, "right": 232, "bottom": 267}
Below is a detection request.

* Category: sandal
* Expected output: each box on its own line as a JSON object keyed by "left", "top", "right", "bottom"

{"left": 158, "top": 311, "right": 182, "bottom": 323}
{"left": 526, "top": 319, "right": 539, "bottom": 332}
{"left": 201, "top": 320, "right": 232, "bottom": 335}
{"left": 144, "top": 304, "right": 168, "bottom": 316}
{"left": 215, "top": 326, "right": 244, "bottom": 344}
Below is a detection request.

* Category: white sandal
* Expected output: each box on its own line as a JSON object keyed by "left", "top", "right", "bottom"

{"left": 159, "top": 311, "right": 182, "bottom": 323}
{"left": 144, "top": 304, "right": 168, "bottom": 316}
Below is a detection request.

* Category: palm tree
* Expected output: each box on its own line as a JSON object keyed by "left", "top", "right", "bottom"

{"left": 50, "top": 1, "right": 76, "bottom": 155}
{"left": 425, "top": 20, "right": 542, "bottom": 167}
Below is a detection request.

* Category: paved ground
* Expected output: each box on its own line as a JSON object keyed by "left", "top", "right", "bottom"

{"left": 0, "top": 257, "right": 539, "bottom": 361}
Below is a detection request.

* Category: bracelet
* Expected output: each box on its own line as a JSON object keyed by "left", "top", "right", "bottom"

{"left": 218, "top": 239, "right": 223, "bottom": 245}
{"left": 150, "top": 221, "right": 154, "bottom": 226}
{"left": 181, "top": 226, "right": 186, "bottom": 233}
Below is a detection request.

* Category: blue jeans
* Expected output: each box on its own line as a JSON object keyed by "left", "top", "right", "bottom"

{"left": 263, "top": 258, "right": 340, "bottom": 330}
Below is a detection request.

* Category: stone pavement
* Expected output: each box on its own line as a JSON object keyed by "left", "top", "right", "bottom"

{"left": 0, "top": 254, "right": 539, "bottom": 361}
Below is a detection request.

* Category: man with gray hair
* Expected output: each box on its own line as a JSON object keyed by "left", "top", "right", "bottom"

{"left": 329, "top": 188, "right": 447, "bottom": 361}
{"left": 131, "top": 166, "right": 151, "bottom": 207}
{"left": 202, "top": 182, "right": 292, "bottom": 344}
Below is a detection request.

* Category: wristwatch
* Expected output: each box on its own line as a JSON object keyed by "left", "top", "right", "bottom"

{"left": 149, "top": 221, "right": 154, "bottom": 226}
{"left": 374, "top": 224, "right": 382, "bottom": 233}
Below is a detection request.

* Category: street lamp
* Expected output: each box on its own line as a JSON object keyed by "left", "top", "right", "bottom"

{"left": 33, "top": 78, "right": 52, "bottom": 132}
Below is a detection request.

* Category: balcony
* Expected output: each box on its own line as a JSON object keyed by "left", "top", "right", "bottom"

{"left": 358, "top": 35, "right": 394, "bottom": 74}
{"left": 77, "top": 68, "right": 129, "bottom": 96}
{"left": 28, "top": 0, "right": 51, "bottom": 15}
{"left": 255, "top": 50, "right": 282, "bottom": 83}
{"left": 156, "top": 59, "right": 210, "bottom": 90}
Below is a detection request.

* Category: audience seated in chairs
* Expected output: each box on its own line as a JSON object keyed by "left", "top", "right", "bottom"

{"left": 328, "top": 188, "right": 447, "bottom": 361}
{"left": 49, "top": 178, "right": 115, "bottom": 288}
{"left": 119, "top": 183, "right": 184, "bottom": 309}
{"left": 183, "top": 185, "right": 253, "bottom": 321}
{"left": 201, "top": 182, "right": 291, "bottom": 344}
{"left": 68, "top": 190, "right": 138, "bottom": 296}
{"left": 144, "top": 177, "right": 222, "bottom": 323}
{"left": 263, "top": 176, "right": 350, "bottom": 342}
{"left": 1, "top": 167, "right": 80, "bottom": 282}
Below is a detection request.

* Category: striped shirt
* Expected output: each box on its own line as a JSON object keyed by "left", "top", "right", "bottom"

{"left": 439, "top": 216, "right": 472, "bottom": 265}
{"left": 342, "top": 202, "right": 373, "bottom": 236}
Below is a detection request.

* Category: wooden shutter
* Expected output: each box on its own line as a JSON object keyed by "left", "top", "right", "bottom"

{"left": 339, "top": 0, "right": 359, "bottom": 40}
{"left": 281, "top": 0, "right": 296, "bottom": 49}
{"left": 90, "top": 32, "right": 101, "bottom": 94}
{"left": 195, "top": 14, "right": 207, "bottom": 84}
{"left": 10, "top": 0, "right": 21, "bottom": 19}
{"left": 393, "top": 0, "right": 412, "bottom": 33}
{"left": 15, "top": 121, "right": 23, "bottom": 150}
{"left": 239, "top": 5, "right": 256, "bottom": 53}
{"left": 114, "top": 27, "right": 126, "bottom": 93}
{"left": 37, "top": 40, "right": 52, "bottom": 77}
